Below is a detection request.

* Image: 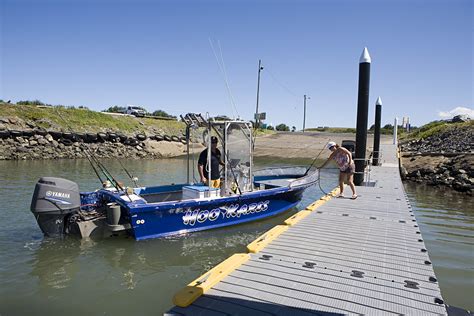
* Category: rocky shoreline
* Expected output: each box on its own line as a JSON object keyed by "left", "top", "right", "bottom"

{"left": 0, "top": 135, "right": 190, "bottom": 160}
{"left": 0, "top": 117, "right": 191, "bottom": 160}
{"left": 400, "top": 124, "right": 473, "bottom": 194}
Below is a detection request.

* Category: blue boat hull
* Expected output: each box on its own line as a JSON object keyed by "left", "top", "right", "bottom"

{"left": 128, "top": 186, "right": 304, "bottom": 240}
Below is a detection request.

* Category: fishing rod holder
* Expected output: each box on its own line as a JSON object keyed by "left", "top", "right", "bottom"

{"left": 181, "top": 113, "right": 208, "bottom": 128}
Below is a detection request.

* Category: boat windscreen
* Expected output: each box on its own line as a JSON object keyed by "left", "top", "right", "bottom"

{"left": 253, "top": 166, "right": 319, "bottom": 188}
{"left": 224, "top": 123, "right": 252, "bottom": 194}
{"left": 253, "top": 166, "right": 307, "bottom": 178}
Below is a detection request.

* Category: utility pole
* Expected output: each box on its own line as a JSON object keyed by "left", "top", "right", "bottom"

{"left": 255, "top": 60, "right": 263, "bottom": 129}
{"left": 303, "top": 94, "right": 310, "bottom": 132}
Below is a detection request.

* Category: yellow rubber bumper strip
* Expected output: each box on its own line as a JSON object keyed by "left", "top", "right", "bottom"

{"left": 306, "top": 199, "right": 327, "bottom": 211}
{"left": 284, "top": 210, "right": 312, "bottom": 226}
{"left": 305, "top": 187, "right": 338, "bottom": 211}
{"left": 173, "top": 253, "right": 250, "bottom": 307}
{"left": 328, "top": 187, "right": 340, "bottom": 196}
{"left": 247, "top": 225, "right": 288, "bottom": 253}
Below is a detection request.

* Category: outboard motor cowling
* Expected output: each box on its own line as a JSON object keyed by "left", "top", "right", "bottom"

{"left": 31, "top": 177, "right": 81, "bottom": 237}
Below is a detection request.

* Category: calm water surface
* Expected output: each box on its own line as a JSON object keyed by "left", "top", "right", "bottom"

{"left": 403, "top": 182, "right": 473, "bottom": 310}
{"left": 0, "top": 159, "right": 472, "bottom": 315}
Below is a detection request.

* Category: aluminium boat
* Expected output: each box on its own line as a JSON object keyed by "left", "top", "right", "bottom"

{"left": 30, "top": 114, "right": 318, "bottom": 240}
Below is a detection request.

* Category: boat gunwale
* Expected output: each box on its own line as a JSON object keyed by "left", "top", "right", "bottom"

{"left": 93, "top": 170, "right": 317, "bottom": 214}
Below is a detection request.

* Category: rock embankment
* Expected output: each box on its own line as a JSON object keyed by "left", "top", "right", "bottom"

{"left": 400, "top": 123, "right": 473, "bottom": 194}
{"left": 0, "top": 135, "right": 190, "bottom": 160}
{"left": 0, "top": 117, "right": 194, "bottom": 160}
{"left": 400, "top": 125, "right": 473, "bottom": 153}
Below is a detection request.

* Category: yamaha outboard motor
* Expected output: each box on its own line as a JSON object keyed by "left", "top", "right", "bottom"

{"left": 30, "top": 177, "right": 81, "bottom": 237}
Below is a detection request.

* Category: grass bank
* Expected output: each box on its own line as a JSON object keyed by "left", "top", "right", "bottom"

{"left": 400, "top": 120, "right": 473, "bottom": 141}
{"left": 0, "top": 102, "right": 277, "bottom": 138}
{"left": 1, "top": 103, "right": 186, "bottom": 135}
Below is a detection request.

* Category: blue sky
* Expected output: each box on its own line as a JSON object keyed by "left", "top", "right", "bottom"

{"left": 1, "top": 0, "right": 472, "bottom": 128}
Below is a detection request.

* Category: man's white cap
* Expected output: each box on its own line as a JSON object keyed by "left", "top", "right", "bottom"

{"left": 326, "top": 141, "right": 336, "bottom": 149}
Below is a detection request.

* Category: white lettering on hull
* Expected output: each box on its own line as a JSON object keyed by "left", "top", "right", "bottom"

{"left": 182, "top": 200, "right": 270, "bottom": 226}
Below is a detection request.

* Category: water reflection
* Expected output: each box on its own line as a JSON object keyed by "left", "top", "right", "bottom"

{"left": 30, "top": 238, "right": 84, "bottom": 291}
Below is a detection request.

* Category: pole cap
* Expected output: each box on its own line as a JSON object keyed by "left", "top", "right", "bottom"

{"left": 359, "top": 47, "right": 371, "bottom": 63}
{"left": 376, "top": 96, "right": 382, "bottom": 106}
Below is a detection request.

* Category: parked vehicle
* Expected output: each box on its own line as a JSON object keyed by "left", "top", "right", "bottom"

{"left": 125, "top": 105, "right": 146, "bottom": 117}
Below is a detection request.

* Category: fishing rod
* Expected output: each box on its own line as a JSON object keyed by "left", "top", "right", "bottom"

{"left": 83, "top": 148, "right": 105, "bottom": 184}
{"left": 88, "top": 149, "right": 124, "bottom": 190}
{"left": 117, "top": 159, "right": 139, "bottom": 187}
{"left": 304, "top": 140, "right": 331, "bottom": 176}
{"left": 54, "top": 108, "right": 124, "bottom": 193}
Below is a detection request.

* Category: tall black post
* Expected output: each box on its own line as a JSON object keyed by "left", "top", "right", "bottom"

{"left": 354, "top": 47, "right": 371, "bottom": 185}
{"left": 372, "top": 97, "right": 382, "bottom": 166}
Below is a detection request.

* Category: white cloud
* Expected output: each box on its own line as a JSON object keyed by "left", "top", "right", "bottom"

{"left": 438, "top": 106, "right": 474, "bottom": 119}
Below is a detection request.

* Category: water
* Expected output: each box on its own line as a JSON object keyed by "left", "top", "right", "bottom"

{"left": 0, "top": 159, "right": 472, "bottom": 315}
{"left": 403, "top": 182, "right": 474, "bottom": 310}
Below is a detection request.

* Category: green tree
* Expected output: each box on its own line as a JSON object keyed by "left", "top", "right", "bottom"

{"left": 275, "top": 123, "right": 289, "bottom": 131}
{"left": 152, "top": 109, "right": 175, "bottom": 118}
{"left": 104, "top": 106, "right": 126, "bottom": 113}
{"left": 17, "top": 100, "right": 46, "bottom": 106}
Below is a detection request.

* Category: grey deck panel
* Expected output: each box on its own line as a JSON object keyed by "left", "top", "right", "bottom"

{"left": 268, "top": 232, "right": 431, "bottom": 271}
{"left": 267, "top": 237, "right": 432, "bottom": 272}
{"left": 241, "top": 256, "right": 439, "bottom": 301}
{"left": 167, "top": 144, "right": 447, "bottom": 315}
{"left": 259, "top": 238, "right": 439, "bottom": 289}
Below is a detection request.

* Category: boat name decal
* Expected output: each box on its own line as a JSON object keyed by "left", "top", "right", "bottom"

{"left": 182, "top": 200, "right": 270, "bottom": 226}
{"left": 46, "top": 191, "right": 70, "bottom": 199}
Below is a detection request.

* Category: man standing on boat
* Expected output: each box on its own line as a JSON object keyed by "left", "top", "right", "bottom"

{"left": 198, "top": 136, "right": 224, "bottom": 188}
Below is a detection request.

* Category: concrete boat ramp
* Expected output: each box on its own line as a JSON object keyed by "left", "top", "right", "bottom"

{"left": 166, "top": 144, "right": 447, "bottom": 315}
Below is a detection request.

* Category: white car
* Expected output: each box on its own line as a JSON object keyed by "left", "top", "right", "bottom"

{"left": 126, "top": 106, "right": 146, "bottom": 117}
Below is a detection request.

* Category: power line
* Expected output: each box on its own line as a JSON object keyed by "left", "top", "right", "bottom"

{"left": 264, "top": 66, "right": 299, "bottom": 98}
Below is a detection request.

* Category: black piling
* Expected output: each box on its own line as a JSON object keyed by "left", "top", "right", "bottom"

{"left": 354, "top": 47, "right": 371, "bottom": 186}
{"left": 372, "top": 97, "right": 382, "bottom": 166}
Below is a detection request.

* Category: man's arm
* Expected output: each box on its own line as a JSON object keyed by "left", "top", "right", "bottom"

{"left": 198, "top": 150, "right": 207, "bottom": 183}
{"left": 198, "top": 164, "right": 206, "bottom": 183}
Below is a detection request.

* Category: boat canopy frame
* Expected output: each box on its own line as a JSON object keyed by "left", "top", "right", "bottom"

{"left": 181, "top": 113, "right": 254, "bottom": 196}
